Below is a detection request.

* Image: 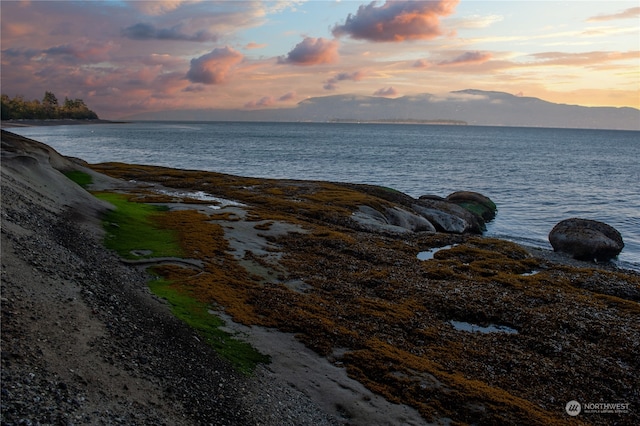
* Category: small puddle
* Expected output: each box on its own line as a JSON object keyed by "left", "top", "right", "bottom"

{"left": 130, "top": 249, "right": 153, "bottom": 257}
{"left": 417, "top": 244, "right": 456, "bottom": 261}
{"left": 521, "top": 270, "right": 540, "bottom": 276}
{"left": 449, "top": 320, "right": 518, "bottom": 334}
{"left": 156, "top": 189, "right": 246, "bottom": 208}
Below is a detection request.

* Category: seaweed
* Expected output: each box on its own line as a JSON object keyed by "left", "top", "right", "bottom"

{"left": 90, "top": 162, "right": 640, "bottom": 425}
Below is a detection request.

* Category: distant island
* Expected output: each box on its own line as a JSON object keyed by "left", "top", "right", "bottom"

{"left": 124, "top": 89, "right": 640, "bottom": 131}
{"left": 328, "top": 118, "right": 467, "bottom": 125}
{"left": 1, "top": 91, "right": 98, "bottom": 121}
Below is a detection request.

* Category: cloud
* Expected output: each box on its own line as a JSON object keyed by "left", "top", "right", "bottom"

{"left": 332, "top": 71, "right": 367, "bottom": 82}
{"left": 587, "top": 7, "right": 640, "bottom": 22}
{"left": 373, "top": 87, "right": 397, "bottom": 97}
{"left": 454, "top": 14, "right": 503, "bottom": 29}
{"left": 279, "top": 37, "right": 339, "bottom": 65}
{"left": 528, "top": 51, "right": 638, "bottom": 67}
{"left": 438, "top": 51, "right": 492, "bottom": 66}
{"left": 245, "top": 96, "right": 276, "bottom": 108}
{"left": 186, "top": 46, "right": 244, "bottom": 84}
{"left": 132, "top": 0, "right": 199, "bottom": 16}
{"left": 323, "top": 70, "right": 366, "bottom": 90}
{"left": 43, "top": 39, "right": 118, "bottom": 62}
{"left": 332, "top": 0, "right": 459, "bottom": 42}
{"left": 182, "top": 84, "right": 206, "bottom": 93}
{"left": 245, "top": 42, "right": 267, "bottom": 49}
{"left": 278, "top": 91, "right": 296, "bottom": 101}
{"left": 246, "top": 91, "right": 297, "bottom": 108}
{"left": 1, "top": 47, "right": 40, "bottom": 59}
{"left": 122, "top": 23, "right": 216, "bottom": 42}
{"left": 2, "top": 22, "right": 34, "bottom": 37}
{"left": 413, "top": 59, "right": 431, "bottom": 68}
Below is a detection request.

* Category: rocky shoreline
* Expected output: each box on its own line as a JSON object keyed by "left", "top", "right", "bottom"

{"left": 0, "top": 119, "right": 123, "bottom": 128}
{"left": 2, "top": 130, "right": 638, "bottom": 425}
{"left": 0, "top": 131, "right": 338, "bottom": 425}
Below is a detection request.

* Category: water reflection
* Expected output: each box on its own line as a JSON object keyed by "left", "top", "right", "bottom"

{"left": 449, "top": 320, "right": 518, "bottom": 334}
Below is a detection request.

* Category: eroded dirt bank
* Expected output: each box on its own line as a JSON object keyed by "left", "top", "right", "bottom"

{"left": 2, "top": 130, "right": 639, "bottom": 425}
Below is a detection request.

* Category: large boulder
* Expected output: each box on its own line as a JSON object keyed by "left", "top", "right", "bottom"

{"left": 446, "top": 191, "right": 497, "bottom": 222}
{"left": 414, "top": 198, "right": 485, "bottom": 234}
{"left": 351, "top": 205, "right": 436, "bottom": 234}
{"left": 549, "top": 218, "right": 624, "bottom": 262}
{"left": 384, "top": 206, "right": 436, "bottom": 233}
{"left": 411, "top": 203, "right": 471, "bottom": 234}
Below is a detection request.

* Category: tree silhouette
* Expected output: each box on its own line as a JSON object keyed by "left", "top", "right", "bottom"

{"left": 1, "top": 91, "right": 98, "bottom": 120}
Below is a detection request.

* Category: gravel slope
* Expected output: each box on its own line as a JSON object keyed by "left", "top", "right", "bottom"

{"left": 1, "top": 131, "right": 339, "bottom": 425}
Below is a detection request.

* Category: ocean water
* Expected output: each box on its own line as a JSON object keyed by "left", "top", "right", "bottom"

{"left": 10, "top": 121, "right": 640, "bottom": 270}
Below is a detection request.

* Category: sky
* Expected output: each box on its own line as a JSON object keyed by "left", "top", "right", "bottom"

{"left": 1, "top": 0, "right": 639, "bottom": 119}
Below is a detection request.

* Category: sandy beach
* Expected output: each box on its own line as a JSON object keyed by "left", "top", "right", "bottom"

{"left": 2, "top": 129, "right": 638, "bottom": 425}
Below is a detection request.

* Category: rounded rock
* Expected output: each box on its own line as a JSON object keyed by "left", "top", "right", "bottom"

{"left": 548, "top": 218, "right": 624, "bottom": 262}
{"left": 446, "top": 191, "right": 497, "bottom": 222}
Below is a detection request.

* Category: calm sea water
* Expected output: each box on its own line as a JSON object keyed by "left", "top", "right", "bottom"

{"left": 11, "top": 121, "right": 640, "bottom": 270}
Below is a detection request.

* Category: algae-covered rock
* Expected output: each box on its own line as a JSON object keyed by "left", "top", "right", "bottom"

{"left": 446, "top": 191, "right": 497, "bottom": 222}
{"left": 549, "top": 218, "right": 624, "bottom": 262}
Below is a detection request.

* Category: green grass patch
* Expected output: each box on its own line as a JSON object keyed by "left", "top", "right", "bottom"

{"left": 148, "top": 275, "right": 270, "bottom": 375}
{"left": 94, "top": 192, "right": 182, "bottom": 259}
{"left": 92, "top": 191, "right": 268, "bottom": 374}
{"left": 64, "top": 170, "right": 93, "bottom": 188}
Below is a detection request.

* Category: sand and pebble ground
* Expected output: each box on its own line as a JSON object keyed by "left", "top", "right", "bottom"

{"left": 2, "top": 130, "right": 638, "bottom": 425}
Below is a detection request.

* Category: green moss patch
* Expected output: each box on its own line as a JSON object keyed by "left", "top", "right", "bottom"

{"left": 94, "top": 192, "right": 182, "bottom": 259}
{"left": 63, "top": 170, "right": 92, "bottom": 188}
{"left": 148, "top": 274, "right": 270, "bottom": 375}
{"left": 93, "top": 191, "right": 269, "bottom": 375}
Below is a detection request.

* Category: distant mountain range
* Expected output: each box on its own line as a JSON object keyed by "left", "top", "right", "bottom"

{"left": 125, "top": 89, "right": 640, "bottom": 130}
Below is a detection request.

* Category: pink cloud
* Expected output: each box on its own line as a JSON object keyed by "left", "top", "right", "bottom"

{"left": 587, "top": 7, "right": 640, "bottom": 22}
{"left": 245, "top": 96, "right": 275, "bottom": 108}
{"left": 528, "top": 51, "right": 638, "bottom": 67}
{"left": 413, "top": 59, "right": 431, "bottom": 68}
{"left": 2, "top": 22, "right": 34, "bottom": 37}
{"left": 438, "top": 51, "right": 492, "bottom": 66}
{"left": 244, "top": 96, "right": 276, "bottom": 109}
{"left": 332, "top": 0, "right": 459, "bottom": 42}
{"left": 324, "top": 70, "right": 366, "bottom": 90}
{"left": 186, "top": 46, "right": 244, "bottom": 84}
{"left": 279, "top": 37, "right": 339, "bottom": 66}
{"left": 133, "top": 1, "right": 195, "bottom": 16}
{"left": 246, "top": 42, "right": 267, "bottom": 49}
{"left": 331, "top": 71, "right": 366, "bottom": 82}
{"left": 278, "top": 91, "right": 296, "bottom": 101}
{"left": 44, "top": 39, "right": 118, "bottom": 62}
{"left": 246, "top": 92, "right": 297, "bottom": 108}
{"left": 373, "top": 87, "right": 398, "bottom": 97}
{"left": 182, "top": 84, "right": 207, "bottom": 93}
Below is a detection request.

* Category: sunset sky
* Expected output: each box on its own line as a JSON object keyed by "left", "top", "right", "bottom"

{"left": 1, "top": 1, "right": 638, "bottom": 119}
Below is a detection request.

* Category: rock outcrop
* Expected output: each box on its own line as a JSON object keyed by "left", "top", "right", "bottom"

{"left": 548, "top": 218, "right": 624, "bottom": 262}
{"left": 342, "top": 182, "right": 498, "bottom": 236}
{"left": 445, "top": 191, "right": 497, "bottom": 222}
{"left": 351, "top": 205, "right": 436, "bottom": 234}
{"left": 413, "top": 198, "right": 485, "bottom": 234}
{"left": 352, "top": 191, "right": 497, "bottom": 236}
